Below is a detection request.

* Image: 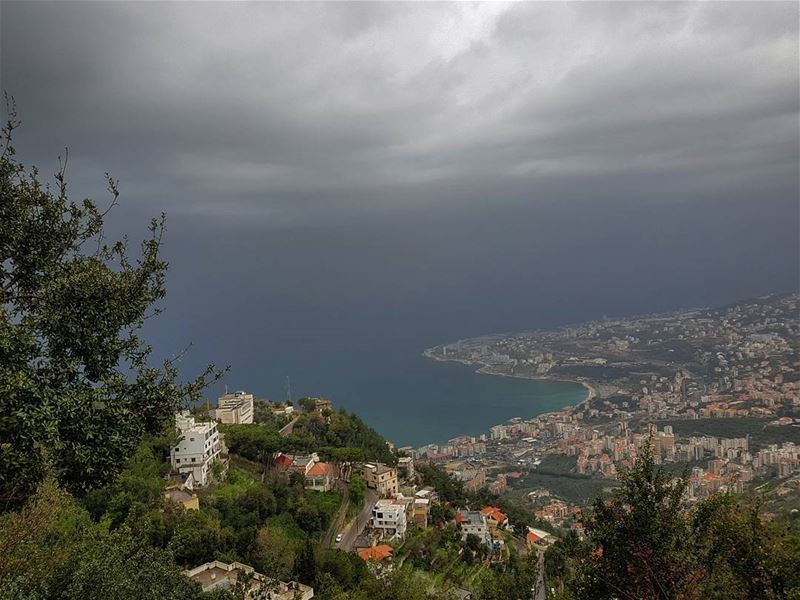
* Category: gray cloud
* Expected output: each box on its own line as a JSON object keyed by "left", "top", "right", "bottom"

{"left": 3, "top": 1, "right": 797, "bottom": 408}
{"left": 2, "top": 1, "right": 797, "bottom": 222}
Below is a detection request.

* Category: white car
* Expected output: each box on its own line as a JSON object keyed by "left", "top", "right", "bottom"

{"left": 335, "top": 534, "right": 343, "bottom": 544}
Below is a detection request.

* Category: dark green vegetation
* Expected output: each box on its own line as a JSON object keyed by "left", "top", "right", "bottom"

{"left": 508, "top": 455, "right": 619, "bottom": 506}
{"left": 654, "top": 417, "right": 800, "bottom": 451}
{"left": 0, "top": 108, "right": 222, "bottom": 508}
{"left": 223, "top": 407, "right": 396, "bottom": 467}
{"left": 3, "top": 115, "right": 799, "bottom": 600}
{"left": 396, "top": 524, "right": 539, "bottom": 599}
{"left": 0, "top": 115, "right": 447, "bottom": 600}
{"left": 544, "top": 446, "right": 800, "bottom": 600}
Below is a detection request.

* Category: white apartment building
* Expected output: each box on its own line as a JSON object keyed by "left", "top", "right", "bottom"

{"left": 213, "top": 390, "right": 254, "bottom": 424}
{"left": 372, "top": 499, "right": 407, "bottom": 541}
{"left": 171, "top": 411, "right": 222, "bottom": 488}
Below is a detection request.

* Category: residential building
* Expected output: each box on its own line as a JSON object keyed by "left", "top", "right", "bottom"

{"left": 357, "top": 545, "right": 393, "bottom": 562}
{"left": 480, "top": 506, "right": 509, "bottom": 530}
{"left": 213, "top": 390, "right": 254, "bottom": 424}
{"left": 526, "top": 527, "right": 555, "bottom": 548}
{"left": 414, "top": 486, "right": 439, "bottom": 504}
{"left": 274, "top": 452, "right": 319, "bottom": 476}
{"left": 171, "top": 412, "right": 223, "bottom": 488}
{"left": 397, "top": 456, "right": 415, "bottom": 481}
{"left": 305, "top": 462, "right": 334, "bottom": 492}
{"left": 183, "top": 561, "right": 313, "bottom": 600}
{"left": 455, "top": 509, "right": 491, "bottom": 546}
{"left": 413, "top": 498, "right": 430, "bottom": 528}
{"left": 453, "top": 468, "right": 485, "bottom": 493}
{"left": 371, "top": 499, "right": 407, "bottom": 541}
{"left": 359, "top": 462, "right": 398, "bottom": 497}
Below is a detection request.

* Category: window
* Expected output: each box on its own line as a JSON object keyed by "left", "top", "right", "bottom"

{"left": 189, "top": 437, "right": 195, "bottom": 442}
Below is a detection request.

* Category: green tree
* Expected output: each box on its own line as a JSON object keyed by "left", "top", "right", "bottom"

{"left": 348, "top": 474, "right": 367, "bottom": 508}
{"left": 0, "top": 107, "right": 221, "bottom": 506}
{"left": 294, "top": 538, "right": 317, "bottom": 586}
{"left": 575, "top": 443, "right": 694, "bottom": 600}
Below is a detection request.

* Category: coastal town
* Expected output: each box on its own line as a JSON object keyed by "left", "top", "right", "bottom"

{"left": 414, "top": 293, "right": 800, "bottom": 522}
{"left": 154, "top": 294, "right": 799, "bottom": 597}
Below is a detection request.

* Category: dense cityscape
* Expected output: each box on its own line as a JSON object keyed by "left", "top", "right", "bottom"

{"left": 415, "top": 294, "right": 800, "bottom": 527}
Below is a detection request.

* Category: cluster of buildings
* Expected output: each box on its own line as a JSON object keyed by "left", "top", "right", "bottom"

{"left": 410, "top": 295, "right": 799, "bottom": 514}
{"left": 274, "top": 451, "right": 336, "bottom": 492}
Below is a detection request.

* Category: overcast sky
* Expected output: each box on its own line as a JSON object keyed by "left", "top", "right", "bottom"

{"left": 2, "top": 2, "right": 798, "bottom": 401}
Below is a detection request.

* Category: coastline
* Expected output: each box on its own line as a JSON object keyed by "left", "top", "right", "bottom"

{"left": 422, "top": 348, "right": 597, "bottom": 412}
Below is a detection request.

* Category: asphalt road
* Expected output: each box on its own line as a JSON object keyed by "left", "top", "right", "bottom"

{"left": 339, "top": 488, "right": 379, "bottom": 552}
{"left": 321, "top": 482, "right": 349, "bottom": 549}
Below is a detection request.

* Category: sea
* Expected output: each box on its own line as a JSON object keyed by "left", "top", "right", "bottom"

{"left": 191, "top": 328, "right": 587, "bottom": 448}
{"left": 142, "top": 196, "right": 797, "bottom": 449}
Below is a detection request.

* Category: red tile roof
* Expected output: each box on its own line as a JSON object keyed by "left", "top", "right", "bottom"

{"left": 274, "top": 453, "right": 293, "bottom": 469}
{"left": 526, "top": 531, "right": 542, "bottom": 545}
{"left": 481, "top": 506, "right": 508, "bottom": 523}
{"left": 358, "top": 545, "right": 393, "bottom": 561}
{"left": 306, "top": 462, "right": 331, "bottom": 477}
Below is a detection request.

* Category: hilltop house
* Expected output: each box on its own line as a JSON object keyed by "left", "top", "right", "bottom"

{"left": 480, "top": 506, "right": 509, "bottom": 530}
{"left": 455, "top": 509, "right": 491, "bottom": 547}
{"left": 274, "top": 452, "right": 334, "bottom": 491}
{"left": 164, "top": 485, "right": 199, "bottom": 511}
{"left": 170, "top": 412, "right": 223, "bottom": 489}
{"left": 305, "top": 461, "right": 334, "bottom": 492}
{"left": 526, "top": 527, "right": 555, "bottom": 548}
{"left": 183, "top": 561, "right": 313, "bottom": 600}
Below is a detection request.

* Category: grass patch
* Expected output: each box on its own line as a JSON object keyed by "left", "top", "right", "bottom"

{"left": 204, "top": 467, "right": 259, "bottom": 502}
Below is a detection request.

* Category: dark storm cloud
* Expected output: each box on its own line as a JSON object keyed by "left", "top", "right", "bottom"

{"left": 2, "top": 1, "right": 797, "bottom": 223}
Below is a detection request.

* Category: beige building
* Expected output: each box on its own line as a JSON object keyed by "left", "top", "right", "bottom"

{"left": 183, "top": 561, "right": 313, "bottom": 600}
{"left": 213, "top": 390, "right": 254, "bottom": 424}
{"left": 359, "top": 462, "right": 398, "bottom": 497}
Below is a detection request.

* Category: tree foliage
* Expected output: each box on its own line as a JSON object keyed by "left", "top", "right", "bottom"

{"left": 545, "top": 443, "right": 800, "bottom": 600}
{"left": 0, "top": 107, "right": 220, "bottom": 506}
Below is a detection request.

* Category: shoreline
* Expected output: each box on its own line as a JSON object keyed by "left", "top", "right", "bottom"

{"left": 422, "top": 348, "right": 597, "bottom": 412}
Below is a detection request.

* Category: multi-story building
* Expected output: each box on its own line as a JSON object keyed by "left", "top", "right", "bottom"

{"left": 359, "top": 463, "right": 398, "bottom": 497}
{"left": 371, "top": 499, "right": 407, "bottom": 541}
{"left": 213, "top": 390, "right": 254, "bottom": 424}
{"left": 171, "top": 412, "right": 223, "bottom": 488}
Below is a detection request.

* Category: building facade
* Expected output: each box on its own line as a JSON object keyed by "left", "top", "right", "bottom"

{"left": 372, "top": 499, "right": 407, "bottom": 541}
{"left": 171, "top": 412, "right": 222, "bottom": 488}
{"left": 359, "top": 462, "right": 398, "bottom": 497}
{"left": 213, "top": 390, "right": 254, "bottom": 424}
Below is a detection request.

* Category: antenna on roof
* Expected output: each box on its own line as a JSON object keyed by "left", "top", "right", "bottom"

{"left": 286, "top": 376, "right": 292, "bottom": 404}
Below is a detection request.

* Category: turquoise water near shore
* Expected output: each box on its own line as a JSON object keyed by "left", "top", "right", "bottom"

{"left": 317, "top": 352, "right": 587, "bottom": 447}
